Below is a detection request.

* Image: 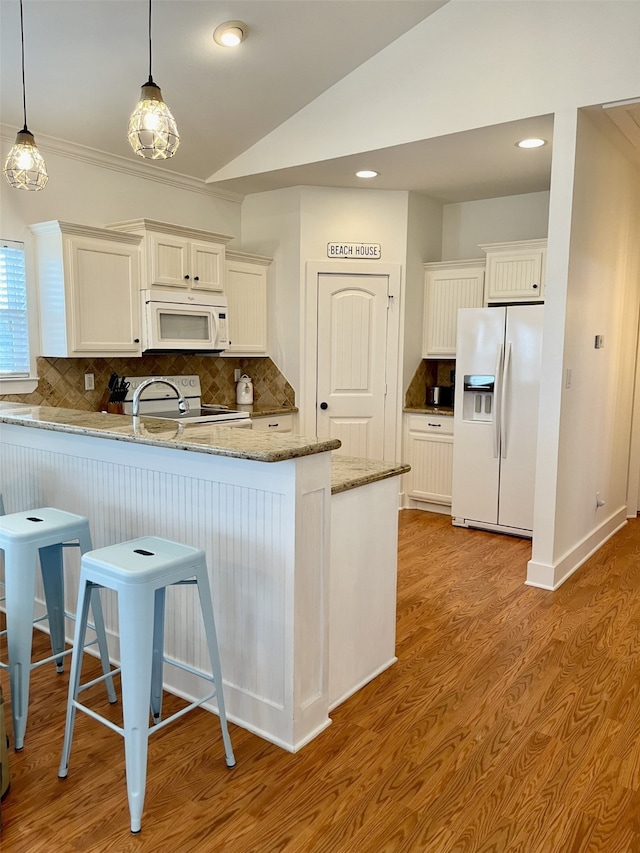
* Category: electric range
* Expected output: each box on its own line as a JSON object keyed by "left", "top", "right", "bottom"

{"left": 122, "top": 375, "right": 251, "bottom": 427}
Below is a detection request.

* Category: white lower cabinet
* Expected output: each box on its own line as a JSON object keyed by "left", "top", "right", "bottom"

{"left": 251, "top": 413, "right": 295, "bottom": 433}
{"left": 403, "top": 413, "right": 454, "bottom": 512}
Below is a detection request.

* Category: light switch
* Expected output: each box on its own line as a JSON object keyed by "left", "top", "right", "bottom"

{"left": 595, "top": 335, "right": 604, "bottom": 349}
{"left": 84, "top": 373, "right": 95, "bottom": 391}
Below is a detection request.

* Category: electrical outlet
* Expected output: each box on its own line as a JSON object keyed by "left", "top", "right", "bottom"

{"left": 234, "top": 369, "right": 242, "bottom": 382}
{"left": 84, "top": 373, "right": 95, "bottom": 391}
{"left": 565, "top": 368, "right": 572, "bottom": 389}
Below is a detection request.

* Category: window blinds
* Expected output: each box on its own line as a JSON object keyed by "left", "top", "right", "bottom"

{"left": 0, "top": 241, "right": 30, "bottom": 377}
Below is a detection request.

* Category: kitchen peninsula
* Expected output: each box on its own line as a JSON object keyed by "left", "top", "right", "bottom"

{"left": 0, "top": 403, "right": 407, "bottom": 751}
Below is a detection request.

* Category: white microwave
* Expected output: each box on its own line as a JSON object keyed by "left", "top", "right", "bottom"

{"left": 141, "top": 289, "right": 230, "bottom": 352}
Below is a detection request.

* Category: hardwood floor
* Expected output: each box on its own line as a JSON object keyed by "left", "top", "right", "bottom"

{"left": 2, "top": 510, "right": 640, "bottom": 852}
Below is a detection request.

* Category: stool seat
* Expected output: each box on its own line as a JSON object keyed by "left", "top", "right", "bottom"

{"left": 82, "top": 537, "right": 208, "bottom": 584}
{"left": 59, "top": 536, "right": 235, "bottom": 834}
{"left": 0, "top": 507, "right": 116, "bottom": 750}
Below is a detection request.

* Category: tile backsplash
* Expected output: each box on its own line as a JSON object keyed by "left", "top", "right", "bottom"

{"left": 405, "top": 359, "right": 455, "bottom": 408}
{"left": 0, "top": 355, "right": 295, "bottom": 411}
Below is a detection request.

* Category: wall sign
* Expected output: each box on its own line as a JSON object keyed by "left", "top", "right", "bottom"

{"left": 327, "top": 242, "right": 381, "bottom": 259}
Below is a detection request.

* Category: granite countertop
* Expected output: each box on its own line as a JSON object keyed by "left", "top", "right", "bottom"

{"left": 239, "top": 404, "right": 299, "bottom": 418}
{"left": 404, "top": 405, "right": 454, "bottom": 417}
{"left": 0, "top": 403, "right": 338, "bottom": 463}
{"left": 331, "top": 455, "right": 410, "bottom": 495}
{"left": 0, "top": 403, "right": 409, "bottom": 490}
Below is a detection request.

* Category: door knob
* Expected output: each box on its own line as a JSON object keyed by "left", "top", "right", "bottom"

{"left": 320, "top": 402, "right": 328, "bottom": 410}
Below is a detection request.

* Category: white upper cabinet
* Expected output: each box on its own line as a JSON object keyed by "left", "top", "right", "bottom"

{"left": 422, "top": 260, "right": 485, "bottom": 357}
{"left": 480, "top": 239, "right": 547, "bottom": 303}
{"left": 106, "top": 219, "right": 233, "bottom": 293}
{"left": 30, "top": 221, "right": 143, "bottom": 358}
{"left": 224, "top": 251, "right": 271, "bottom": 356}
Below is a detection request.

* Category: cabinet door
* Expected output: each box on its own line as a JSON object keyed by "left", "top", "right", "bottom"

{"left": 190, "top": 240, "right": 224, "bottom": 292}
{"left": 67, "top": 236, "right": 141, "bottom": 355}
{"left": 404, "top": 415, "right": 454, "bottom": 505}
{"left": 423, "top": 268, "right": 484, "bottom": 357}
{"left": 225, "top": 259, "right": 268, "bottom": 355}
{"left": 485, "top": 249, "right": 545, "bottom": 302}
{"left": 149, "top": 233, "right": 190, "bottom": 288}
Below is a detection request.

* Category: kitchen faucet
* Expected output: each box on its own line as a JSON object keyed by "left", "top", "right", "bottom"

{"left": 131, "top": 377, "right": 189, "bottom": 417}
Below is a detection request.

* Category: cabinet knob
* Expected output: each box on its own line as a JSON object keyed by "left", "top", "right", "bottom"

{"left": 320, "top": 402, "right": 328, "bottom": 410}
{"left": 134, "top": 338, "right": 140, "bottom": 344}
{"left": 532, "top": 283, "right": 538, "bottom": 289}
{"left": 184, "top": 274, "right": 190, "bottom": 280}
{"left": 194, "top": 276, "right": 199, "bottom": 281}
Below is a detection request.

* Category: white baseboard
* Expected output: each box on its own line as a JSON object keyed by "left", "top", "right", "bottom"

{"left": 526, "top": 507, "right": 627, "bottom": 590}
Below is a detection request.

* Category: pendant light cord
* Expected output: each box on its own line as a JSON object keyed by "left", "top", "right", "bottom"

{"left": 19, "top": 0, "right": 28, "bottom": 131}
{"left": 147, "top": 0, "right": 153, "bottom": 84}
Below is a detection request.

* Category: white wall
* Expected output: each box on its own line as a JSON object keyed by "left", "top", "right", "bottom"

{"left": 528, "top": 110, "right": 640, "bottom": 588}
{"left": 0, "top": 145, "right": 241, "bottom": 236}
{"left": 442, "top": 192, "right": 550, "bottom": 260}
{"left": 239, "top": 188, "right": 303, "bottom": 392}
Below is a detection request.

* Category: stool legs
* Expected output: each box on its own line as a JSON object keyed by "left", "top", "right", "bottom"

{"left": 90, "top": 588, "right": 117, "bottom": 704}
{"left": 150, "top": 587, "right": 166, "bottom": 724}
{"left": 4, "top": 532, "right": 115, "bottom": 750}
{"left": 195, "top": 567, "right": 236, "bottom": 768}
{"left": 4, "top": 541, "right": 38, "bottom": 750}
{"left": 119, "top": 583, "right": 155, "bottom": 833}
{"left": 39, "top": 543, "right": 66, "bottom": 673}
{"left": 58, "top": 579, "right": 94, "bottom": 778}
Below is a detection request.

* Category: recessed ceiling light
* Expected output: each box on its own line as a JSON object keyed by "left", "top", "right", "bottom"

{"left": 516, "top": 138, "right": 547, "bottom": 149}
{"left": 213, "top": 21, "right": 248, "bottom": 47}
{"left": 356, "top": 169, "right": 378, "bottom": 179}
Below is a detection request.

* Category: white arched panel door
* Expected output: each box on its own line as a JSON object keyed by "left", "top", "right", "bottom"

{"left": 317, "top": 273, "right": 388, "bottom": 459}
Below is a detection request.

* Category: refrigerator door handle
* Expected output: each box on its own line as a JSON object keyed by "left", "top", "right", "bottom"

{"left": 492, "top": 343, "right": 503, "bottom": 459}
{"left": 501, "top": 342, "right": 512, "bottom": 459}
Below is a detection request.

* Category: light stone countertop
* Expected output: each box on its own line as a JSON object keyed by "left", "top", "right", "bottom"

{"left": 0, "top": 403, "right": 338, "bottom": 463}
{"left": 403, "top": 405, "right": 454, "bottom": 417}
{"left": 330, "top": 454, "right": 410, "bottom": 495}
{"left": 242, "top": 404, "right": 299, "bottom": 418}
{"left": 0, "top": 403, "right": 409, "bottom": 491}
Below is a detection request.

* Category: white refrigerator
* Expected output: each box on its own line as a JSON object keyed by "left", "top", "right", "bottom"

{"left": 451, "top": 304, "right": 544, "bottom": 537}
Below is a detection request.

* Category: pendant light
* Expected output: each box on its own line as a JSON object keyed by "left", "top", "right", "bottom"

{"left": 3, "top": 0, "right": 48, "bottom": 191}
{"left": 127, "top": 0, "right": 179, "bottom": 160}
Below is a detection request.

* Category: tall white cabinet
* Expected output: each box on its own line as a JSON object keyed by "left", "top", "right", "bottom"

{"left": 224, "top": 251, "right": 271, "bottom": 356}
{"left": 422, "top": 260, "right": 485, "bottom": 357}
{"left": 30, "top": 221, "right": 143, "bottom": 358}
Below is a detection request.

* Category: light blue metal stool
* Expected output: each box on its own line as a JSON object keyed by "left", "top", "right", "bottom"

{"left": 0, "top": 507, "right": 116, "bottom": 750}
{"left": 58, "top": 536, "right": 236, "bottom": 834}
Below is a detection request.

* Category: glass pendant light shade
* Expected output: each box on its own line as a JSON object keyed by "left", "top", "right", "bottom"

{"left": 127, "top": 79, "right": 180, "bottom": 160}
{"left": 3, "top": 0, "right": 48, "bottom": 191}
{"left": 3, "top": 127, "right": 48, "bottom": 191}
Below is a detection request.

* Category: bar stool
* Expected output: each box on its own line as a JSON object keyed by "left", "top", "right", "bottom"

{"left": 58, "top": 536, "right": 236, "bottom": 834}
{"left": 0, "top": 507, "right": 116, "bottom": 750}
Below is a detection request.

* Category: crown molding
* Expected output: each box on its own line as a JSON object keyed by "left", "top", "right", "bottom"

{"left": 0, "top": 124, "right": 244, "bottom": 205}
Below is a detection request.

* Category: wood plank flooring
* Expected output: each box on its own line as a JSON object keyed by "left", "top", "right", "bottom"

{"left": 2, "top": 510, "right": 640, "bottom": 851}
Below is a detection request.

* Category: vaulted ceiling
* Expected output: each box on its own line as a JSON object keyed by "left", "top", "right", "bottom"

{"left": 0, "top": 0, "right": 558, "bottom": 201}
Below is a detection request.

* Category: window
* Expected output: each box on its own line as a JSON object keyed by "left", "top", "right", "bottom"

{"left": 0, "top": 240, "right": 30, "bottom": 377}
